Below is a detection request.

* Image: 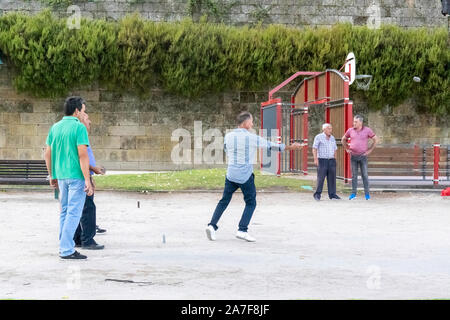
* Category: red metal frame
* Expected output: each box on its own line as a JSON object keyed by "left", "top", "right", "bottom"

{"left": 344, "top": 101, "right": 353, "bottom": 183}
{"left": 343, "top": 75, "right": 352, "bottom": 183}
{"left": 262, "top": 70, "right": 352, "bottom": 182}
{"left": 268, "top": 72, "right": 321, "bottom": 100}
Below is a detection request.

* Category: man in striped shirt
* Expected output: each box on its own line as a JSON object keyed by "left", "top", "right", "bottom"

{"left": 312, "top": 123, "right": 340, "bottom": 201}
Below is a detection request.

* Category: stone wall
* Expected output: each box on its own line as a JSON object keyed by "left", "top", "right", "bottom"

{"left": 0, "top": 0, "right": 448, "bottom": 29}
{"left": 0, "top": 62, "right": 448, "bottom": 170}
{"left": 0, "top": 65, "right": 263, "bottom": 170}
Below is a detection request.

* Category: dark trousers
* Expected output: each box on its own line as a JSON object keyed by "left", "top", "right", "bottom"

{"left": 209, "top": 174, "right": 256, "bottom": 232}
{"left": 351, "top": 154, "right": 370, "bottom": 194}
{"left": 314, "top": 158, "right": 337, "bottom": 199}
{"left": 74, "top": 194, "right": 97, "bottom": 246}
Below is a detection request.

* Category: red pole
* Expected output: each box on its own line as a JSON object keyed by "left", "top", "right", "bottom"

{"left": 290, "top": 95, "right": 295, "bottom": 172}
{"left": 434, "top": 143, "right": 440, "bottom": 185}
{"left": 413, "top": 143, "right": 419, "bottom": 171}
{"left": 260, "top": 103, "right": 264, "bottom": 171}
{"left": 344, "top": 101, "right": 353, "bottom": 183}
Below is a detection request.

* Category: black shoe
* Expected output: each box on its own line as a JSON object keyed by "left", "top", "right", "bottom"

{"left": 60, "top": 250, "right": 87, "bottom": 260}
{"left": 75, "top": 243, "right": 82, "bottom": 248}
{"left": 313, "top": 193, "right": 321, "bottom": 201}
{"left": 330, "top": 195, "right": 342, "bottom": 200}
{"left": 82, "top": 243, "right": 105, "bottom": 250}
{"left": 96, "top": 225, "right": 107, "bottom": 234}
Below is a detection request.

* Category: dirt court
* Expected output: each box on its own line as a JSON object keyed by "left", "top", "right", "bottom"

{"left": 0, "top": 190, "right": 449, "bottom": 300}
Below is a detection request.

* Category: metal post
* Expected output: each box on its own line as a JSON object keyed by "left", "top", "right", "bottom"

{"left": 276, "top": 102, "right": 282, "bottom": 177}
{"left": 433, "top": 143, "right": 440, "bottom": 185}
{"left": 447, "top": 145, "right": 449, "bottom": 181}
{"left": 422, "top": 146, "right": 426, "bottom": 181}
{"left": 260, "top": 103, "right": 264, "bottom": 171}
{"left": 290, "top": 95, "right": 295, "bottom": 172}
{"left": 302, "top": 107, "right": 308, "bottom": 175}
{"left": 413, "top": 143, "right": 419, "bottom": 172}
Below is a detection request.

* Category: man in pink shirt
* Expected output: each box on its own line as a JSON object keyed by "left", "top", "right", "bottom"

{"left": 341, "top": 115, "right": 379, "bottom": 200}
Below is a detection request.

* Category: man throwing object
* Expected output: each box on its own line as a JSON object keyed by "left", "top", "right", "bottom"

{"left": 206, "top": 111, "right": 302, "bottom": 242}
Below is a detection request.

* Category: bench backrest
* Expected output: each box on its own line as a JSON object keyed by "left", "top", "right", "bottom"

{"left": 0, "top": 160, "right": 48, "bottom": 180}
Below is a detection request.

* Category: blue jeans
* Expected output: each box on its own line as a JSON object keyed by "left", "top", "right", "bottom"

{"left": 209, "top": 174, "right": 257, "bottom": 232}
{"left": 351, "top": 154, "right": 370, "bottom": 194}
{"left": 58, "top": 179, "right": 86, "bottom": 257}
{"left": 314, "top": 158, "right": 337, "bottom": 199}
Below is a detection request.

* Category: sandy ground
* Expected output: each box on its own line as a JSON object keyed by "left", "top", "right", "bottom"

{"left": 0, "top": 190, "right": 449, "bottom": 300}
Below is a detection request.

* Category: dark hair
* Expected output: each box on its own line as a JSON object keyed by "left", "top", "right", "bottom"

{"left": 237, "top": 111, "right": 252, "bottom": 125}
{"left": 354, "top": 115, "right": 364, "bottom": 123}
{"left": 64, "top": 96, "right": 84, "bottom": 116}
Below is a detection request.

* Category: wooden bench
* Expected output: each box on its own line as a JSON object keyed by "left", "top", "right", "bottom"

{"left": 0, "top": 160, "right": 58, "bottom": 198}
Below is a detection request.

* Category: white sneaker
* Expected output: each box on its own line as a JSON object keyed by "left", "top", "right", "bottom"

{"left": 206, "top": 225, "right": 216, "bottom": 241}
{"left": 236, "top": 231, "right": 256, "bottom": 242}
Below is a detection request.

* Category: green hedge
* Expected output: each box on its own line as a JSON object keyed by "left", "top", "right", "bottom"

{"left": 0, "top": 11, "right": 448, "bottom": 115}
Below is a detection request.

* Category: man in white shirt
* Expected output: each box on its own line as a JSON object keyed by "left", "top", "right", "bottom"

{"left": 312, "top": 123, "right": 340, "bottom": 201}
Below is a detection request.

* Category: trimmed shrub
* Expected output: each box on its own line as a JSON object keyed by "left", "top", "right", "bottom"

{"left": 0, "top": 11, "right": 448, "bottom": 115}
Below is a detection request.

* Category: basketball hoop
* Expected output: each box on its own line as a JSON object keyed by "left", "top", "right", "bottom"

{"left": 354, "top": 74, "right": 372, "bottom": 91}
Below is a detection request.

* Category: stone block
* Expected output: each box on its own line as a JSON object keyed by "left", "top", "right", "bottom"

{"left": 138, "top": 112, "right": 155, "bottom": 125}
{"left": 18, "top": 148, "right": 44, "bottom": 160}
{"left": 0, "top": 148, "right": 18, "bottom": 159}
{"left": 9, "top": 125, "right": 37, "bottom": 136}
{"left": 32, "top": 100, "right": 52, "bottom": 113}
{"left": 2, "top": 113, "right": 20, "bottom": 124}
{"left": 102, "top": 136, "right": 121, "bottom": 148}
{"left": 90, "top": 125, "right": 109, "bottom": 136}
{"left": 16, "top": 100, "right": 33, "bottom": 113}
{"left": 117, "top": 113, "right": 139, "bottom": 126}
{"left": 20, "top": 113, "right": 56, "bottom": 125}
{"left": 103, "top": 149, "right": 124, "bottom": 162}
{"left": 120, "top": 136, "right": 137, "bottom": 149}
{"left": 88, "top": 135, "right": 103, "bottom": 147}
{"left": 36, "top": 124, "right": 52, "bottom": 136}
{"left": 103, "top": 113, "right": 120, "bottom": 126}
{"left": 136, "top": 136, "right": 164, "bottom": 150}
{"left": 119, "top": 161, "right": 140, "bottom": 170}
{"left": 5, "top": 135, "right": 22, "bottom": 147}
{"left": 146, "top": 124, "right": 174, "bottom": 136}
{"left": 88, "top": 113, "right": 102, "bottom": 126}
{"left": 125, "top": 149, "right": 149, "bottom": 162}
{"left": 91, "top": 148, "right": 106, "bottom": 162}
{"left": 108, "top": 125, "right": 146, "bottom": 136}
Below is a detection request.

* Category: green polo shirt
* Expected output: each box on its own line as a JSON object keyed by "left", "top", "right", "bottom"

{"left": 46, "top": 116, "right": 90, "bottom": 180}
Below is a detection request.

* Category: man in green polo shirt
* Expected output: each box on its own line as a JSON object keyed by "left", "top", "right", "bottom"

{"left": 44, "top": 96, "right": 94, "bottom": 260}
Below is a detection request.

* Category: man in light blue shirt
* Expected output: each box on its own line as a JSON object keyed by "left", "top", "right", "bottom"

{"left": 206, "top": 111, "right": 302, "bottom": 242}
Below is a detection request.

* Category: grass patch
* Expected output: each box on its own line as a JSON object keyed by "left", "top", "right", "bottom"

{"left": 93, "top": 168, "right": 314, "bottom": 192}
